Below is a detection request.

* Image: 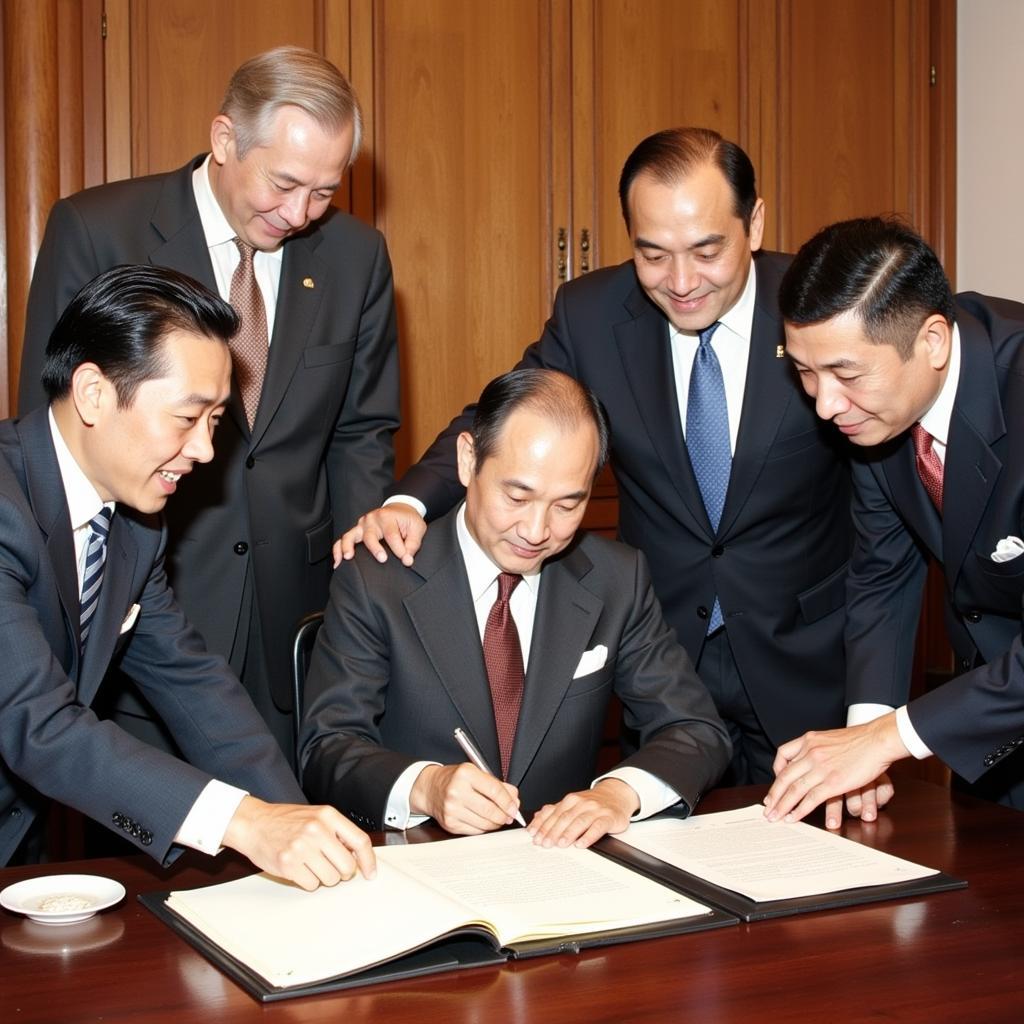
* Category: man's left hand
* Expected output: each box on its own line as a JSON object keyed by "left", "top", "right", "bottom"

{"left": 527, "top": 778, "right": 639, "bottom": 849}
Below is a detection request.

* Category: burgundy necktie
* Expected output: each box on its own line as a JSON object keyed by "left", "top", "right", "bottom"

{"left": 911, "top": 423, "right": 943, "bottom": 512}
{"left": 229, "top": 238, "right": 269, "bottom": 429}
{"left": 482, "top": 572, "right": 524, "bottom": 779}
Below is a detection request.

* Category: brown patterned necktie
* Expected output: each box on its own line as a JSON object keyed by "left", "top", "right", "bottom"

{"left": 483, "top": 572, "right": 525, "bottom": 780}
{"left": 228, "top": 238, "right": 269, "bottom": 428}
{"left": 911, "top": 423, "right": 943, "bottom": 512}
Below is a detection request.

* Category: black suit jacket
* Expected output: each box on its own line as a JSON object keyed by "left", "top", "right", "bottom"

{"left": 396, "top": 255, "right": 852, "bottom": 746}
{"left": 300, "top": 508, "right": 731, "bottom": 829}
{"left": 0, "top": 407, "right": 303, "bottom": 866}
{"left": 19, "top": 156, "right": 400, "bottom": 706}
{"left": 845, "top": 294, "right": 1024, "bottom": 802}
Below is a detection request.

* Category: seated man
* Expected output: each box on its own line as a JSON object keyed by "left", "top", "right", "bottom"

{"left": 301, "top": 368, "right": 730, "bottom": 848}
{"left": 0, "top": 264, "right": 372, "bottom": 889}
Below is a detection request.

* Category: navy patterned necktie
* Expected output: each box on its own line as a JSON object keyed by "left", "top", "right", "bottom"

{"left": 80, "top": 507, "right": 113, "bottom": 649}
{"left": 686, "top": 322, "right": 730, "bottom": 632}
{"left": 482, "top": 572, "right": 525, "bottom": 779}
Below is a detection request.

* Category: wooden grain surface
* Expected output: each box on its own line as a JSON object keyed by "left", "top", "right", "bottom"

{"left": 2, "top": 778, "right": 1022, "bottom": 1023}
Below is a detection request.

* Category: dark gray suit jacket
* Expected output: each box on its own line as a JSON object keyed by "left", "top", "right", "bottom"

{"left": 0, "top": 407, "right": 303, "bottom": 866}
{"left": 845, "top": 294, "right": 1024, "bottom": 804}
{"left": 300, "top": 507, "right": 731, "bottom": 830}
{"left": 395, "top": 254, "right": 853, "bottom": 747}
{"left": 19, "top": 156, "right": 400, "bottom": 708}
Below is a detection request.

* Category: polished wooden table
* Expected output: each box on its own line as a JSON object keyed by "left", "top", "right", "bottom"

{"left": 2, "top": 778, "right": 1022, "bottom": 1023}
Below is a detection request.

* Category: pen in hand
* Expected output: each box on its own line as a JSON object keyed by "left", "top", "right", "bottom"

{"left": 453, "top": 727, "right": 527, "bottom": 827}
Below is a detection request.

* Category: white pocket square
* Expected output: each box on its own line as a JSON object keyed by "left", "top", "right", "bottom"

{"left": 991, "top": 536, "right": 1024, "bottom": 563}
{"left": 573, "top": 644, "right": 608, "bottom": 679}
{"left": 119, "top": 603, "right": 141, "bottom": 634}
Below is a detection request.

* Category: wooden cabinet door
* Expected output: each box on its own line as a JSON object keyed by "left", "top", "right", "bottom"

{"left": 367, "top": 0, "right": 562, "bottom": 466}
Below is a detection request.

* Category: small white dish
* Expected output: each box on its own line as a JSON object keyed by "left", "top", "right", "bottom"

{"left": 0, "top": 874, "right": 126, "bottom": 926}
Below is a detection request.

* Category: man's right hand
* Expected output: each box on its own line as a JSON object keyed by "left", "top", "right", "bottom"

{"left": 333, "top": 503, "right": 427, "bottom": 567}
{"left": 222, "top": 797, "right": 376, "bottom": 891}
{"left": 410, "top": 763, "right": 521, "bottom": 835}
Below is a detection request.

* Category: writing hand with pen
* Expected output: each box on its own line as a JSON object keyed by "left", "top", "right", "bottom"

{"left": 409, "top": 728, "right": 637, "bottom": 849}
{"left": 407, "top": 727, "right": 523, "bottom": 835}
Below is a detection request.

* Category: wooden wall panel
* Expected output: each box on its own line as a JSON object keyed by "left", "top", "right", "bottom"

{"left": 126, "top": 0, "right": 320, "bottom": 178}
{"left": 777, "top": 0, "right": 929, "bottom": 251}
{"left": 580, "top": 0, "right": 744, "bottom": 271}
{"left": 371, "top": 0, "right": 555, "bottom": 467}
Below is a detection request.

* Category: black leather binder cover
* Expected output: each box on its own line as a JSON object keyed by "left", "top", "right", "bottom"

{"left": 139, "top": 890, "right": 736, "bottom": 1001}
{"left": 594, "top": 836, "right": 967, "bottom": 922}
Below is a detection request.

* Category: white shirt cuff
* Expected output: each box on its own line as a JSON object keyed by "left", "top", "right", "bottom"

{"left": 847, "top": 703, "right": 894, "bottom": 726}
{"left": 384, "top": 494, "right": 427, "bottom": 519}
{"left": 384, "top": 761, "right": 439, "bottom": 829}
{"left": 895, "top": 705, "right": 933, "bottom": 760}
{"left": 594, "top": 767, "right": 680, "bottom": 819}
{"left": 174, "top": 780, "right": 248, "bottom": 855}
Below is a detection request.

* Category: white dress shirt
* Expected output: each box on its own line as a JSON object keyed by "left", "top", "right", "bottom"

{"left": 49, "top": 411, "right": 246, "bottom": 854}
{"left": 846, "top": 325, "right": 962, "bottom": 760}
{"left": 670, "top": 259, "right": 757, "bottom": 454}
{"left": 192, "top": 155, "right": 283, "bottom": 336}
{"left": 384, "top": 504, "right": 680, "bottom": 827}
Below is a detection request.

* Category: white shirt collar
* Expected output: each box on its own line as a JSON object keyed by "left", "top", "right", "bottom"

{"left": 455, "top": 503, "right": 543, "bottom": 603}
{"left": 918, "top": 322, "right": 961, "bottom": 446}
{"left": 48, "top": 407, "right": 114, "bottom": 532}
{"left": 191, "top": 155, "right": 284, "bottom": 264}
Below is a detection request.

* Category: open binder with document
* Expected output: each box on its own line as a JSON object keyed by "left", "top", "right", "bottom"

{"left": 141, "top": 804, "right": 965, "bottom": 1000}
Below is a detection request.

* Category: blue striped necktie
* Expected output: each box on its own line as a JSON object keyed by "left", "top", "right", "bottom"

{"left": 686, "top": 322, "right": 730, "bottom": 633}
{"left": 80, "top": 507, "right": 113, "bottom": 649}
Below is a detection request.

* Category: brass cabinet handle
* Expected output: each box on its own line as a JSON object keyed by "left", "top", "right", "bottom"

{"left": 580, "top": 227, "right": 590, "bottom": 274}
{"left": 557, "top": 227, "right": 567, "bottom": 281}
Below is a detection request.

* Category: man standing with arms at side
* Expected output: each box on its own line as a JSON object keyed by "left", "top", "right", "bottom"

{"left": 339, "top": 128, "right": 852, "bottom": 785}
{"left": 766, "top": 216, "right": 1024, "bottom": 827}
{"left": 19, "top": 47, "right": 399, "bottom": 764}
{"left": 1, "top": 265, "right": 373, "bottom": 888}
{"left": 302, "top": 369, "right": 729, "bottom": 846}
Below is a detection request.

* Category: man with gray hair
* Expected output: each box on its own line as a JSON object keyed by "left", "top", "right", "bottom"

{"left": 19, "top": 46, "right": 399, "bottom": 766}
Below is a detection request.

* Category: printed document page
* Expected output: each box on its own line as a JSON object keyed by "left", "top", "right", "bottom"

{"left": 165, "top": 828, "right": 711, "bottom": 989}
{"left": 617, "top": 805, "right": 938, "bottom": 902}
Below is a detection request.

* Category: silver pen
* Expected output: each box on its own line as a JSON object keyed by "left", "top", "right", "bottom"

{"left": 453, "top": 727, "right": 527, "bottom": 827}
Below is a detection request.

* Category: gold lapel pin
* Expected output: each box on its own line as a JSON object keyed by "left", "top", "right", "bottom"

{"left": 776, "top": 345, "right": 785, "bottom": 359}
{"left": 302, "top": 277, "right": 315, "bottom": 289}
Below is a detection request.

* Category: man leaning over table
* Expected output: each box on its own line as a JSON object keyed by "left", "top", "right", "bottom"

{"left": 765, "top": 216, "right": 1024, "bottom": 828}
{"left": 300, "top": 368, "right": 731, "bottom": 848}
{"left": 0, "top": 264, "right": 373, "bottom": 889}
{"left": 335, "top": 127, "right": 854, "bottom": 789}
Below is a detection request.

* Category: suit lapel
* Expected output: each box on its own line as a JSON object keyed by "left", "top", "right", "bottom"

{"left": 402, "top": 515, "right": 504, "bottom": 769}
{"left": 880, "top": 438, "right": 943, "bottom": 556}
{"left": 941, "top": 314, "right": 1005, "bottom": 588}
{"left": 249, "top": 232, "right": 326, "bottom": 447}
{"left": 615, "top": 288, "right": 711, "bottom": 536}
{"left": 718, "top": 260, "right": 794, "bottom": 537}
{"left": 18, "top": 410, "right": 82, "bottom": 679}
{"left": 507, "top": 544, "right": 602, "bottom": 784}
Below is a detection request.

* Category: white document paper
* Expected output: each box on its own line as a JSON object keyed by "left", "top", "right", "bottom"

{"left": 617, "top": 804, "right": 938, "bottom": 902}
{"left": 165, "top": 828, "right": 711, "bottom": 989}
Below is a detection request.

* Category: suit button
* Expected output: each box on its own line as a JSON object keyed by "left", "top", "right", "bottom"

{"left": 696, "top": 606, "right": 709, "bottom": 619}
{"left": 234, "top": 541, "right": 249, "bottom": 555}
{"left": 140, "top": 831, "right": 153, "bottom": 846}
{"left": 245, "top": 456, "right": 255, "bottom": 469}
{"left": 959, "top": 657, "right": 972, "bottom": 672}
{"left": 10, "top": 807, "right": 21, "bottom": 817}
{"left": 965, "top": 610, "right": 982, "bottom": 623}
{"left": 984, "top": 755, "right": 995, "bottom": 767}
{"left": 711, "top": 545, "right": 725, "bottom": 557}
